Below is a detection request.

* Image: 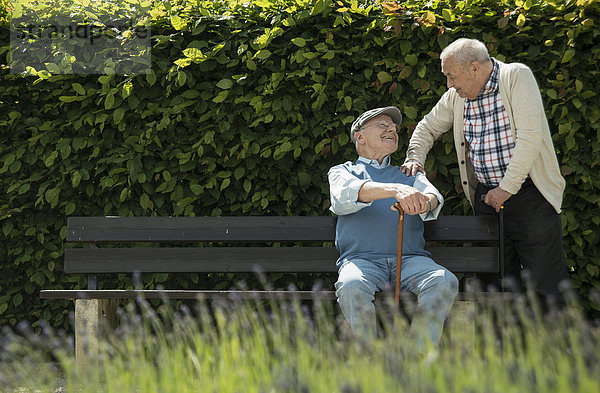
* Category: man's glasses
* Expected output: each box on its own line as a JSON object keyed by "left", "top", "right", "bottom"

{"left": 360, "top": 121, "right": 398, "bottom": 131}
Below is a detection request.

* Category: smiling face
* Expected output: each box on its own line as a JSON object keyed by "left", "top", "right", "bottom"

{"left": 354, "top": 114, "right": 398, "bottom": 163}
{"left": 441, "top": 57, "right": 489, "bottom": 100}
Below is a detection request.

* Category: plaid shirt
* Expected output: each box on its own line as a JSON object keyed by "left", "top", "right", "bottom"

{"left": 464, "top": 59, "right": 515, "bottom": 187}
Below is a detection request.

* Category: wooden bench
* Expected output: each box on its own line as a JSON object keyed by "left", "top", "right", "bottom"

{"left": 41, "top": 215, "right": 505, "bottom": 365}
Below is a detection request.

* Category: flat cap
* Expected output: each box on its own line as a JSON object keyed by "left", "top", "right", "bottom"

{"left": 350, "top": 106, "right": 403, "bottom": 142}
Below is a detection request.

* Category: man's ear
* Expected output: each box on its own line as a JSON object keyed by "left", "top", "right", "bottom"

{"left": 354, "top": 131, "right": 364, "bottom": 144}
{"left": 469, "top": 61, "right": 479, "bottom": 74}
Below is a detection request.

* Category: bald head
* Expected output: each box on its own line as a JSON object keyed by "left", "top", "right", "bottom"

{"left": 440, "top": 38, "right": 494, "bottom": 100}
{"left": 440, "top": 38, "right": 491, "bottom": 70}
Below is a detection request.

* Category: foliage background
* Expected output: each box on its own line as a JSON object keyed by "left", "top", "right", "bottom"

{"left": 0, "top": 0, "right": 599, "bottom": 329}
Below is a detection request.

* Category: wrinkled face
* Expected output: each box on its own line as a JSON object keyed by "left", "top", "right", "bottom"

{"left": 441, "top": 57, "right": 483, "bottom": 100}
{"left": 354, "top": 114, "right": 398, "bottom": 157}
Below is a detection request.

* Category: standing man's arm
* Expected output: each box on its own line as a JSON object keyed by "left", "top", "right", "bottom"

{"left": 401, "top": 91, "right": 457, "bottom": 176}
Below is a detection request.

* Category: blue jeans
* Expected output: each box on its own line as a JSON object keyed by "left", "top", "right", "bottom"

{"left": 335, "top": 255, "right": 458, "bottom": 349}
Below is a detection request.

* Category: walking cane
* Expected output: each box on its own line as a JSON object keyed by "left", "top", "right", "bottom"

{"left": 394, "top": 203, "right": 405, "bottom": 309}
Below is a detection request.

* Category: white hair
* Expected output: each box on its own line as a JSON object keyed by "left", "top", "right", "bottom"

{"left": 440, "top": 38, "right": 491, "bottom": 69}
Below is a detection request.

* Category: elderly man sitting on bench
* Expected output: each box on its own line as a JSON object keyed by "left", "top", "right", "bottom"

{"left": 328, "top": 106, "right": 458, "bottom": 350}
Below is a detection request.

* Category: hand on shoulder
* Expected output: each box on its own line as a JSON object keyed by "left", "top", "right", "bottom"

{"left": 400, "top": 160, "right": 425, "bottom": 177}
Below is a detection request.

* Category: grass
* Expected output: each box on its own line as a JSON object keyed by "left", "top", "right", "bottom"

{"left": 1, "top": 294, "right": 599, "bottom": 393}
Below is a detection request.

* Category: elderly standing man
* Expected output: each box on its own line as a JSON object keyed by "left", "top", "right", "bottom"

{"left": 328, "top": 106, "right": 458, "bottom": 350}
{"left": 401, "top": 38, "right": 569, "bottom": 308}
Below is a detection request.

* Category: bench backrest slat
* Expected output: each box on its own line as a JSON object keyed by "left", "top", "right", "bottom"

{"left": 423, "top": 216, "right": 498, "bottom": 242}
{"left": 64, "top": 247, "right": 339, "bottom": 273}
{"left": 64, "top": 246, "right": 499, "bottom": 274}
{"left": 67, "top": 216, "right": 337, "bottom": 242}
{"left": 67, "top": 216, "right": 498, "bottom": 243}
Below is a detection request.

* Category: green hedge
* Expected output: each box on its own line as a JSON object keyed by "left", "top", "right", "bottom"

{"left": 0, "top": 0, "right": 599, "bottom": 329}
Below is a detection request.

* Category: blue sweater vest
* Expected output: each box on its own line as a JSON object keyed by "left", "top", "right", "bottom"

{"left": 335, "top": 162, "right": 430, "bottom": 263}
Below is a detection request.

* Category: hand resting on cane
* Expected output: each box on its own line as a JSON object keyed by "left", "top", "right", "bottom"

{"left": 358, "top": 181, "right": 438, "bottom": 215}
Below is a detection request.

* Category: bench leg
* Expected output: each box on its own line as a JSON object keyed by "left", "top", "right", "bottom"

{"left": 448, "top": 300, "right": 476, "bottom": 351}
{"left": 74, "top": 299, "right": 118, "bottom": 372}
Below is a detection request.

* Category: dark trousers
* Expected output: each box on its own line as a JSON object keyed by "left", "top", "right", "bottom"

{"left": 474, "top": 178, "right": 569, "bottom": 306}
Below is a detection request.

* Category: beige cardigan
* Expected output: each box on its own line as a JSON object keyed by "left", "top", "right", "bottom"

{"left": 405, "top": 60, "right": 565, "bottom": 213}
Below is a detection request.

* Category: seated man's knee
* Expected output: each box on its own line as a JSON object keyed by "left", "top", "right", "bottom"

{"left": 436, "top": 270, "right": 459, "bottom": 296}
{"left": 418, "top": 270, "right": 458, "bottom": 314}
{"left": 335, "top": 278, "right": 374, "bottom": 301}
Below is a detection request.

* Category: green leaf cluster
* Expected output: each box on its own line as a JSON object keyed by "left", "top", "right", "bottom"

{"left": 0, "top": 0, "right": 599, "bottom": 329}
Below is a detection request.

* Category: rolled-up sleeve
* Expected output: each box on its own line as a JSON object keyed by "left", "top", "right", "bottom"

{"left": 413, "top": 172, "right": 444, "bottom": 221}
{"left": 328, "top": 164, "right": 372, "bottom": 216}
